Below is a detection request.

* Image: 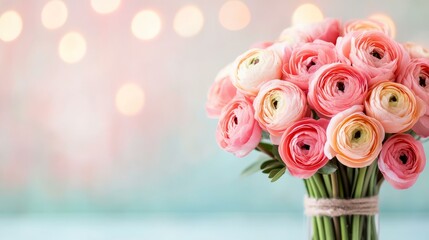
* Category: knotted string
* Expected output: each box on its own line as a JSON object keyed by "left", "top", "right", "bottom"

{"left": 304, "top": 195, "right": 379, "bottom": 217}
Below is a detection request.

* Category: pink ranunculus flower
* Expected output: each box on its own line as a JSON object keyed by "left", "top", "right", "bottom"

{"left": 336, "top": 30, "right": 409, "bottom": 86}
{"left": 403, "top": 42, "right": 429, "bottom": 59}
{"left": 231, "top": 48, "right": 282, "bottom": 97}
{"left": 282, "top": 40, "right": 339, "bottom": 91}
{"left": 278, "top": 18, "right": 341, "bottom": 45}
{"left": 206, "top": 65, "right": 237, "bottom": 118}
{"left": 216, "top": 94, "right": 262, "bottom": 157}
{"left": 324, "top": 105, "right": 385, "bottom": 168}
{"left": 343, "top": 19, "right": 393, "bottom": 37}
{"left": 365, "top": 81, "right": 426, "bottom": 133}
{"left": 278, "top": 118, "right": 329, "bottom": 179}
{"left": 397, "top": 58, "right": 429, "bottom": 136}
{"left": 308, "top": 63, "right": 369, "bottom": 117}
{"left": 253, "top": 80, "right": 308, "bottom": 144}
{"left": 379, "top": 134, "right": 426, "bottom": 189}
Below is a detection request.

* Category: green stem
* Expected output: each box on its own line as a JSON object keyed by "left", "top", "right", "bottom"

{"left": 351, "top": 169, "right": 359, "bottom": 197}
{"left": 313, "top": 217, "right": 320, "bottom": 240}
{"left": 305, "top": 179, "right": 320, "bottom": 240}
{"left": 324, "top": 217, "right": 335, "bottom": 240}
{"left": 347, "top": 167, "right": 354, "bottom": 195}
{"left": 330, "top": 172, "right": 341, "bottom": 240}
{"left": 340, "top": 217, "right": 349, "bottom": 240}
{"left": 371, "top": 216, "right": 378, "bottom": 240}
{"left": 338, "top": 163, "right": 350, "bottom": 198}
{"left": 312, "top": 175, "right": 334, "bottom": 240}
{"left": 376, "top": 175, "right": 384, "bottom": 194}
{"left": 313, "top": 174, "right": 328, "bottom": 198}
{"left": 317, "top": 216, "right": 326, "bottom": 240}
{"left": 323, "top": 174, "right": 332, "bottom": 198}
{"left": 367, "top": 216, "right": 372, "bottom": 240}
{"left": 304, "top": 178, "right": 311, "bottom": 195}
{"left": 331, "top": 172, "right": 338, "bottom": 199}
{"left": 369, "top": 165, "right": 379, "bottom": 239}
{"left": 309, "top": 178, "right": 326, "bottom": 240}
{"left": 337, "top": 173, "right": 349, "bottom": 240}
{"left": 352, "top": 168, "right": 367, "bottom": 240}
{"left": 362, "top": 164, "right": 375, "bottom": 196}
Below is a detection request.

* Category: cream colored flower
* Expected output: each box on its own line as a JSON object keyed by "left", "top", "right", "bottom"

{"left": 231, "top": 48, "right": 282, "bottom": 97}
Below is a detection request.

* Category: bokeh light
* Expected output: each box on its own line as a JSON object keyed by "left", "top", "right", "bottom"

{"left": 91, "top": 0, "right": 121, "bottom": 14}
{"left": 369, "top": 13, "right": 396, "bottom": 38}
{"left": 131, "top": 10, "right": 161, "bottom": 40}
{"left": 115, "top": 83, "right": 145, "bottom": 116}
{"left": 292, "top": 3, "right": 324, "bottom": 26}
{"left": 218, "top": 1, "right": 251, "bottom": 31}
{"left": 41, "top": 0, "right": 68, "bottom": 30}
{"left": 58, "top": 32, "right": 87, "bottom": 63}
{"left": 174, "top": 5, "right": 204, "bottom": 38}
{"left": 0, "top": 10, "right": 23, "bottom": 42}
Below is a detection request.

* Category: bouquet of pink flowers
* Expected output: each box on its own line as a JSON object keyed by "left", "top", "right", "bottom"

{"left": 206, "top": 17, "right": 428, "bottom": 240}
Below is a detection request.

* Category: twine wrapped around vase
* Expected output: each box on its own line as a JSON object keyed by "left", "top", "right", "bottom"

{"left": 304, "top": 195, "right": 379, "bottom": 217}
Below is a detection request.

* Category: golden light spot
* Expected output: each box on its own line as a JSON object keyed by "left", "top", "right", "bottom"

{"left": 58, "top": 32, "right": 87, "bottom": 63}
{"left": 131, "top": 10, "right": 161, "bottom": 40}
{"left": 369, "top": 13, "right": 396, "bottom": 38}
{"left": 41, "top": 0, "right": 68, "bottom": 30}
{"left": 219, "top": 1, "right": 251, "bottom": 31}
{"left": 174, "top": 5, "right": 204, "bottom": 37}
{"left": 115, "top": 83, "right": 145, "bottom": 116}
{"left": 0, "top": 11, "right": 23, "bottom": 42}
{"left": 292, "top": 3, "right": 324, "bottom": 26}
{"left": 91, "top": 0, "right": 121, "bottom": 14}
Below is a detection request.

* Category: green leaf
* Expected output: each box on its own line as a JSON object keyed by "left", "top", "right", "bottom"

{"left": 272, "top": 145, "right": 281, "bottom": 161}
{"left": 262, "top": 161, "right": 284, "bottom": 171}
{"left": 260, "top": 159, "right": 278, "bottom": 170}
{"left": 317, "top": 161, "right": 338, "bottom": 175}
{"left": 258, "top": 142, "right": 273, "bottom": 153}
{"left": 268, "top": 168, "right": 280, "bottom": 178}
{"left": 271, "top": 167, "right": 286, "bottom": 182}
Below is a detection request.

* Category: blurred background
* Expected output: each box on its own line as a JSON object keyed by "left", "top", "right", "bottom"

{"left": 0, "top": 0, "right": 428, "bottom": 239}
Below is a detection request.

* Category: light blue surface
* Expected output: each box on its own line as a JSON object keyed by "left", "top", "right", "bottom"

{"left": 0, "top": 214, "right": 427, "bottom": 240}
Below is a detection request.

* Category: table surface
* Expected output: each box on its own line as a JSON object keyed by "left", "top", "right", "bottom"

{"left": 0, "top": 214, "right": 427, "bottom": 240}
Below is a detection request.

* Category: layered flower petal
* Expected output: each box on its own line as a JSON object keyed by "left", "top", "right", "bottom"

{"left": 308, "top": 63, "right": 369, "bottom": 117}
{"left": 279, "top": 118, "right": 329, "bottom": 179}
{"left": 343, "top": 18, "right": 393, "bottom": 37}
{"left": 253, "top": 80, "right": 308, "bottom": 143}
{"left": 365, "top": 81, "right": 425, "bottom": 133}
{"left": 324, "top": 105, "right": 385, "bottom": 168}
{"left": 282, "top": 40, "right": 339, "bottom": 91}
{"left": 379, "top": 134, "right": 426, "bottom": 189}
{"left": 216, "top": 94, "right": 262, "bottom": 157}
{"left": 337, "top": 30, "right": 409, "bottom": 86}
{"left": 397, "top": 58, "right": 429, "bottom": 137}
{"left": 278, "top": 18, "right": 341, "bottom": 45}
{"left": 231, "top": 48, "right": 282, "bottom": 97}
